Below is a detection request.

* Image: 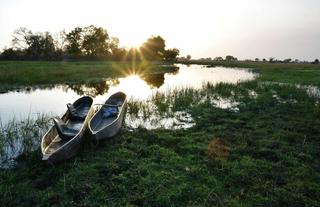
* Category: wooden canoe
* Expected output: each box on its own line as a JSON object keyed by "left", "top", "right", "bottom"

{"left": 89, "top": 92, "right": 127, "bottom": 141}
{"left": 41, "top": 96, "right": 94, "bottom": 164}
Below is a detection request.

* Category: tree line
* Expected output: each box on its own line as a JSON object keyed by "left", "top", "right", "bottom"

{"left": 0, "top": 25, "right": 179, "bottom": 61}
{"left": 178, "top": 55, "right": 319, "bottom": 64}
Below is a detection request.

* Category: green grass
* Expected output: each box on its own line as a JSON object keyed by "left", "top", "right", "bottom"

{"left": 0, "top": 114, "right": 51, "bottom": 167}
{"left": 1, "top": 61, "right": 320, "bottom": 206}
{"left": 1, "top": 81, "right": 320, "bottom": 206}
{"left": 0, "top": 61, "right": 178, "bottom": 91}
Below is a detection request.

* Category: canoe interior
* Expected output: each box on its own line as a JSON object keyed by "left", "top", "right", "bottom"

{"left": 90, "top": 92, "right": 126, "bottom": 133}
{"left": 42, "top": 96, "right": 93, "bottom": 156}
{"left": 90, "top": 115, "right": 117, "bottom": 132}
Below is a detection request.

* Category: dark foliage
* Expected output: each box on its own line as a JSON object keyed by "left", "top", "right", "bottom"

{"left": 0, "top": 26, "right": 180, "bottom": 61}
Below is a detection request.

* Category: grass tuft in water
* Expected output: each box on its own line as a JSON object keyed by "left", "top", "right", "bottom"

{"left": 0, "top": 114, "right": 51, "bottom": 167}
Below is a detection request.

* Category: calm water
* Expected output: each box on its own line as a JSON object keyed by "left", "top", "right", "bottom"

{"left": 0, "top": 64, "right": 256, "bottom": 125}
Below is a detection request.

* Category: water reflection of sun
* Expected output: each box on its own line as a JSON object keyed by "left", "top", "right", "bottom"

{"left": 107, "top": 75, "right": 153, "bottom": 100}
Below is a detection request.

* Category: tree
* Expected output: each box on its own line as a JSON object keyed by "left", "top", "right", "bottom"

{"left": 313, "top": 59, "right": 319, "bottom": 64}
{"left": 269, "top": 57, "right": 275, "bottom": 63}
{"left": 109, "top": 37, "right": 119, "bottom": 54}
{"left": 12, "top": 27, "right": 32, "bottom": 50}
{"left": 140, "top": 35, "right": 166, "bottom": 60}
{"left": 283, "top": 58, "right": 292, "bottom": 63}
{"left": 225, "top": 55, "right": 237, "bottom": 61}
{"left": 112, "top": 47, "right": 126, "bottom": 60}
{"left": 1, "top": 48, "right": 24, "bottom": 60}
{"left": 262, "top": 58, "right": 267, "bottom": 62}
{"left": 126, "top": 47, "right": 142, "bottom": 61}
{"left": 186, "top": 55, "right": 191, "bottom": 61}
{"left": 25, "top": 32, "right": 55, "bottom": 59}
{"left": 5, "top": 27, "right": 57, "bottom": 60}
{"left": 1, "top": 26, "right": 181, "bottom": 61}
{"left": 255, "top": 58, "right": 260, "bottom": 62}
{"left": 214, "top": 57, "right": 224, "bottom": 61}
{"left": 163, "top": 48, "right": 179, "bottom": 61}
{"left": 82, "top": 25, "right": 110, "bottom": 57}
{"left": 53, "top": 30, "right": 67, "bottom": 52}
{"left": 65, "top": 27, "right": 84, "bottom": 56}
{"left": 109, "top": 37, "right": 125, "bottom": 60}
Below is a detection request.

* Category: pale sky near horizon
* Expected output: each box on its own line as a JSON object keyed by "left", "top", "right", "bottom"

{"left": 0, "top": 0, "right": 319, "bottom": 60}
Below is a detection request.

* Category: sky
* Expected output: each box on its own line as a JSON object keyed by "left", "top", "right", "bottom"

{"left": 0, "top": 0, "right": 319, "bottom": 61}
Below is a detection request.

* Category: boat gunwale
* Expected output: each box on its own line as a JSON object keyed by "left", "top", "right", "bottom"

{"left": 89, "top": 93, "right": 127, "bottom": 135}
{"left": 41, "top": 96, "right": 94, "bottom": 159}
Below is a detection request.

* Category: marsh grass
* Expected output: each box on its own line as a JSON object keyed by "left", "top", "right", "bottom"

{"left": 0, "top": 114, "right": 51, "bottom": 167}
{"left": 126, "top": 97, "right": 195, "bottom": 130}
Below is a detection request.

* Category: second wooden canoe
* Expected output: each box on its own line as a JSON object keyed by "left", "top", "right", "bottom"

{"left": 89, "top": 92, "right": 127, "bottom": 141}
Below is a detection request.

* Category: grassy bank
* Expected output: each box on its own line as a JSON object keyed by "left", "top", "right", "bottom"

{"left": 1, "top": 80, "right": 320, "bottom": 206}
{"left": 0, "top": 61, "right": 177, "bottom": 91}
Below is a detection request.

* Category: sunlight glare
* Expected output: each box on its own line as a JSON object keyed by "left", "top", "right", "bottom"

{"left": 107, "top": 75, "right": 152, "bottom": 100}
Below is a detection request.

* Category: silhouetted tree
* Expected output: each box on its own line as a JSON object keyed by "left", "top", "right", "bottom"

{"left": 140, "top": 35, "right": 166, "bottom": 60}
{"left": 255, "top": 58, "right": 260, "bottom": 62}
{"left": 313, "top": 59, "right": 319, "bottom": 64}
{"left": 1, "top": 26, "right": 181, "bottom": 61}
{"left": 125, "top": 47, "right": 142, "bottom": 61}
{"left": 269, "top": 57, "right": 275, "bottom": 63}
{"left": 225, "top": 55, "right": 237, "bottom": 61}
{"left": 109, "top": 37, "right": 119, "bottom": 54}
{"left": 214, "top": 57, "right": 224, "bottom": 61}
{"left": 186, "top": 55, "right": 191, "bottom": 61}
{"left": 82, "top": 25, "right": 109, "bottom": 57}
{"left": 23, "top": 32, "right": 56, "bottom": 59}
{"left": 283, "top": 58, "right": 292, "bottom": 63}
{"left": 53, "top": 30, "right": 67, "bottom": 53}
{"left": 163, "top": 48, "right": 179, "bottom": 61}
{"left": 1, "top": 48, "right": 24, "bottom": 60}
{"left": 112, "top": 48, "right": 126, "bottom": 61}
{"left": 65, "top": 27, "right": 84, "bottom": 57}
{"left": 262, "top": 58, "right": 267, "bottom": 62}
{"left": 12, "top": 27, "right": 32, "bottom": 50}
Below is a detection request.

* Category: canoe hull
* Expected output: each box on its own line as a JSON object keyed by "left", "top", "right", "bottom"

{"left": 89, "top": 92, "right": 127, "bottom": 141}
{"left": 41, "top": 97, "right": 94, "bottom": 164}
{"left": 91, "top": 101, "right": 127, "bottom": 141}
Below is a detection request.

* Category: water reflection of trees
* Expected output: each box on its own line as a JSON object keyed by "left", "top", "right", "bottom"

{"left": 64, "top": 79, "right": 119, "bottom": 97}
{"left": 12, "top": 84, "right": 56, "bottom": 94}
{"left": 142, "top": 73, "right": 165, "bottom": 88}
{"left": 3, "top": 67, "right": 179, "bottom": 96}
{"left": 142, "top": 69, "right": 178, "bottom": 88}
{"left": 65, "top": 73, "right": 169, "bottom": 96}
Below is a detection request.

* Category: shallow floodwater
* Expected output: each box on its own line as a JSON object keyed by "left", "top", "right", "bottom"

{"left": 0, "top": 64, "right": 256, "bottom": 127}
